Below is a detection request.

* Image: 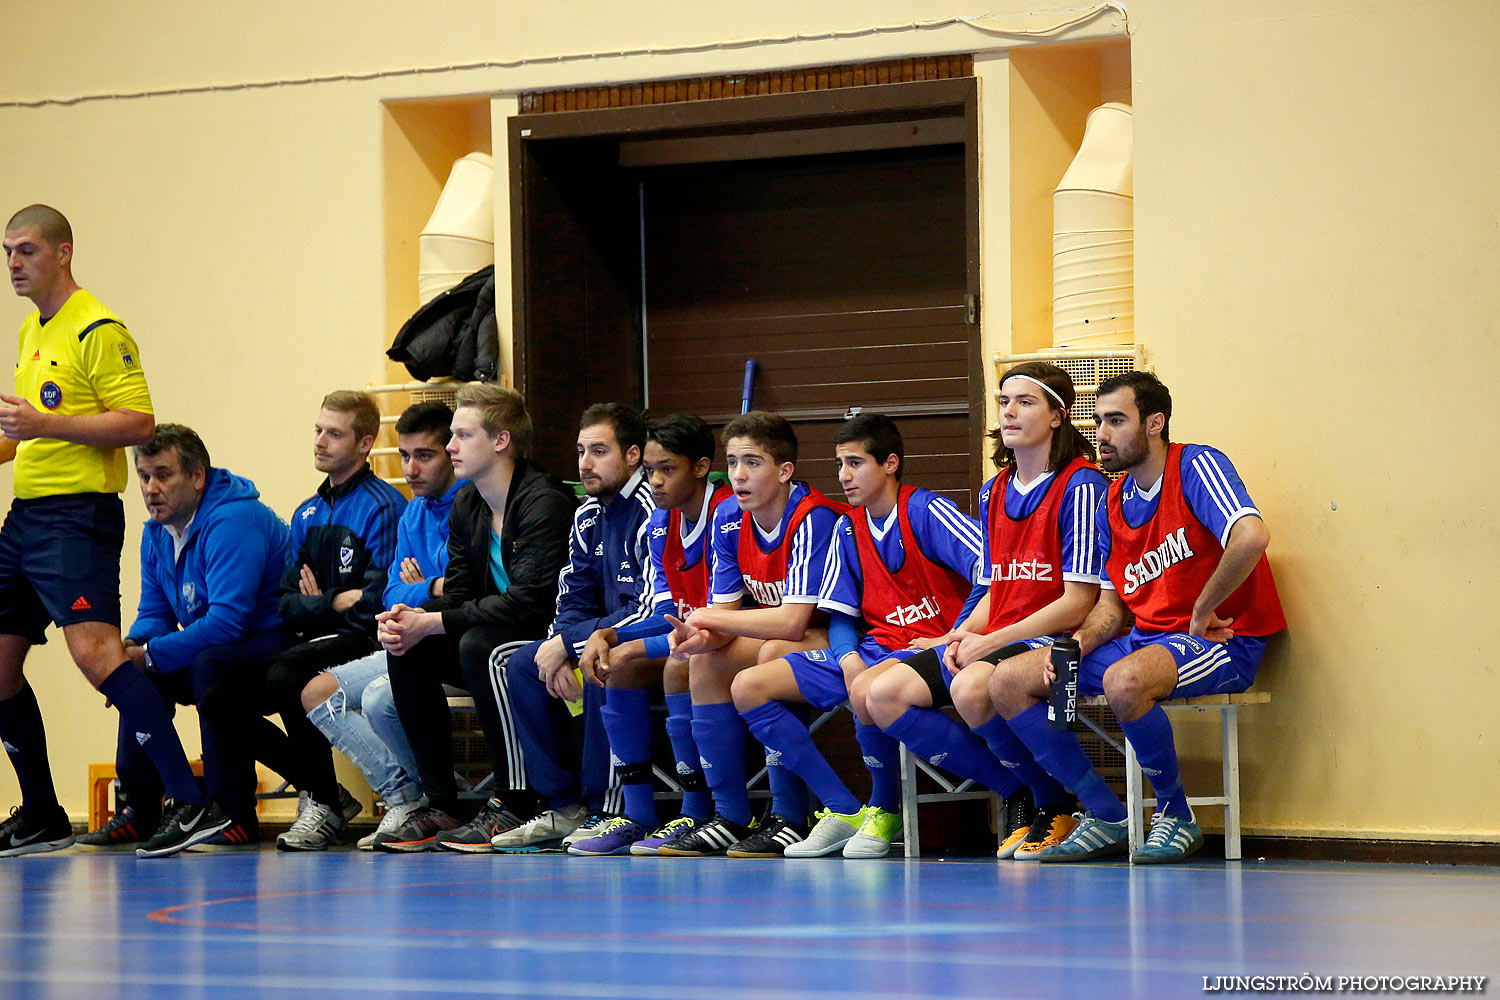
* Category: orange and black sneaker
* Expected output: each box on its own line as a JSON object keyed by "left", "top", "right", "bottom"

{"left": 996, "top": 788, "right": 1036, "bottom": 859}
{"left": 1011, "top": 805, "right": 1079, "bottom": 861}
{"left": 189, "top": 812, "right": 261, "bottom": 851}
{"left": 76, "top": 806, "right": 155, "bottom": 849}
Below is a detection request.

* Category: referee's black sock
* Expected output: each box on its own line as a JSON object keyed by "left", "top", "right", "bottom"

{"left": 98, "top": 664, "right": 205, "bottom": 806}
{"left": 0, "top": 682, "right": 62, "bottom": 817}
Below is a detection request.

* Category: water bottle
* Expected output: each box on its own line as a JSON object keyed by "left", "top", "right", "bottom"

{"left": 1047, "top": 636, "right": 1081, "bottom": 731}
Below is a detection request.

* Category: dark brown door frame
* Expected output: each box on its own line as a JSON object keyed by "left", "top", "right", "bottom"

{"left": 509, "top": 76, "right": 984, "bottom": 503}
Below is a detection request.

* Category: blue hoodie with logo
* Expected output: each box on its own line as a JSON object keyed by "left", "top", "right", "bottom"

{"left": 128, "top": 467, "right": 292, "bottom": 672}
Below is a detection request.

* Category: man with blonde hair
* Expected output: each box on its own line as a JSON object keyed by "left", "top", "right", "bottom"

{"left": 378, "top": 385, "right": 577, "bottom": 851}
{"left": 253, "top": 390, "right": 407, "bottom": 850}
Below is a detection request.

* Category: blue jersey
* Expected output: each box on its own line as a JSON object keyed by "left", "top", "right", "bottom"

{"left": 383, "top": 479, "right": 463, "bottom": 609}
{"left": 548, "top": 468, "right": 656, "bottom": 654}
{"left": 617, "top": 485, "right": 737, "bottom": 645}
{"left": 818, "top": 487, "right": 984, "bottom": 623}
{"left": 1097, "top": 444, "right": 1259, "bottom": 592}
{"left": 709, "top": 482, "right": 842, "bottom": 607}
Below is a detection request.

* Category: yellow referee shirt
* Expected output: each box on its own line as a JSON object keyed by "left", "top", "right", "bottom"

{"left": 12, "top": 289, "right": 153, "bottom": 499}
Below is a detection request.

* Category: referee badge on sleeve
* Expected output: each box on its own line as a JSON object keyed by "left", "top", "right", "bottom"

{"left": 116, "top": 342, "right": 136, "bottom": 367}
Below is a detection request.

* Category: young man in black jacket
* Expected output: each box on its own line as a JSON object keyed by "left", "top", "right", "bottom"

{"left": 378, "top": 384, "right": 576, "bottom": 851}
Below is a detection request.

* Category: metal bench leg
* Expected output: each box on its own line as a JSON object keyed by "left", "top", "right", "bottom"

{"left": 899, "top": 744, "right": 921, "bottom": 858}
{"left": 1222, "top": 705, "right": 1242, "bottom": 861}
{"left": 1125, "top": 737, "right": 1145, "bottom": 859}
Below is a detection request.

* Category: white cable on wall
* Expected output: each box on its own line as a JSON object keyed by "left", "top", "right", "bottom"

{"left": 0, "top": 4, "right": 1129, "bottom": 110}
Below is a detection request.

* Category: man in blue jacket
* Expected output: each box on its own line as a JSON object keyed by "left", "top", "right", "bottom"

{"left": 77, "top": 424, "right": 293, "bottom": 856}
{"left": 263, "top": 390, "right": 407, "bottom": 851}
{"left": 299, "top": 401, "right": 467, "bottom": 851}
{"left": 493, "top": 403, "right": 656, "bottom": 852}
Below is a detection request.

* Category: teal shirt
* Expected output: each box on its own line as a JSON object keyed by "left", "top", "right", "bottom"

{"left": 488, "top": 530, "right": 511, "bottom": 594}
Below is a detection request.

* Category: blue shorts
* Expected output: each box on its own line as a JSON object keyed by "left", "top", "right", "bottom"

{"left": 783, "top": 649, "right": 853, "bottom": 712}
{"left": 0, "top": 493, "right": 124, "bottom": 643}
{"left": 1027, "top": 629, "right": 1267, "bottom": 699}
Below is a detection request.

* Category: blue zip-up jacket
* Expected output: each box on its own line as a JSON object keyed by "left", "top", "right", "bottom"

{"left": 548, "top": 467, "right": 655, "bottom": 656}
{"left": 128, "top": 468, "right": 292, "bottom": 673}
{"left": 279, "top": 465, "right": 407, "bottom": 638}
{"left": 384, "top": 478, "right": 463, "bottom": 608}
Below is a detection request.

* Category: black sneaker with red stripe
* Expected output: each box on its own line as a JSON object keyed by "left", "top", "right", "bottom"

{"left": 189, "top": 809, "right": 261, "bottom": 851}
{"left": 76, "top": 805, "right": 156, "bottom": 849}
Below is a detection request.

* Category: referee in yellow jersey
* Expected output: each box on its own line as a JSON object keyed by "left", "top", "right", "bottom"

{"left": 0, "top": 205, "right": 227, "bottom": 858}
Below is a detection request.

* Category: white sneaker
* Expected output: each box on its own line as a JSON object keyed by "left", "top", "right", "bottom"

{"left": 359, "top": 797, "right": 427, "bottom": 851}
{"left": 276, "top": 797, "right": 347, "bottom": 852}
{"left": 784, "top": 807, "right": 865, "bottom": 858}
{"left": 490, "top": 803, "right": 589, "bottom": 852}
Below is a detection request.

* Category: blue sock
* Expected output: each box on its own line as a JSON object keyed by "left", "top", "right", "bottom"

{"left": 0, "top": 683, "right": 59, "bottom": 816}
{"left": 98, "top": 665, "right": 204, "bottom": 805}
{"left": 1009, "top": 702, "right": 1124, "bottom": 822}
{"left": 854, "top": 720, "right": 901, "bottom": 812}
{"left": 600, "top": 687, "right": 656, "bottom": 826}
{"left": 884, "top": 707, "right": 1021, "bottom": 798}
{"left": 767, "top": 755, "right": 809, "bottom": 824}
{"left": 691, "top": 702, "right": 751, "bottom": 826}
{"left": 1120, "top": 705, "right": 1189, "bottom": 819}
{"left": 972, "top": 716, "right": 1073, "bottom": 809}
{"left": 665, "top": 693, "right": 711, "bottom": 820}
{"left": 743, "top": 702, "right": 859, "bottom": 815}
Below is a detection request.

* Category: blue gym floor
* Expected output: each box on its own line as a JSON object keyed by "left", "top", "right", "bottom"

{"left": 2, "top": 849, "right": 1496, "bottom": 999}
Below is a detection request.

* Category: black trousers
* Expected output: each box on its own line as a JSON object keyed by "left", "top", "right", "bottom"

{"left": 118, "top": 630, "right": 293, "bottom": 826}
{"left": 235, "top": 632, "right": 382, "bottom": 810}
{"left": 385, "top": 624, "right": 533, "bottom": 814}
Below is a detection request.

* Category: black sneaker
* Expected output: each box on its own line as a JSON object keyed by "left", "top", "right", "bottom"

{"left": 76, "top": 805, "right": 157, "bottom": 849}
{"left": 0, "top": 805, "right": 74, "bottom": 857}
{"left": 726, "top": 814, "right": 808, "bottom": 858}
{"left": 1001, "top": 787, "right": 1036, "bottom": 840}
{"left": 435, "top": 798, "right": 524, "bottom": 853}
{"left": 373, "top": 805, "right": 460, "bottom": 853}
{"left": 135, "top": 800, "right": 230, "bottom": 858}
{"left": 656, "top": 813, "right": 752, "bottom": 857}
{"left": 188, "top": 812, "right": 261, "bottom": 851}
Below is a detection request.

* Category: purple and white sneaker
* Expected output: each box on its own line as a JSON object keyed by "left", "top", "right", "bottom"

{"left": 567, "top": 816, "right": 650, "bottom": 856}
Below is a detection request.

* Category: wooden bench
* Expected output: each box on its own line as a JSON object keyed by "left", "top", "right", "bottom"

{"left": 1078, "top": 691, "right": 1270, "bottom": 861}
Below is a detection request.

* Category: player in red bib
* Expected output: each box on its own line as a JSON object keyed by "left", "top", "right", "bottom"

{"left": 733, "top": 413, "right": 985, "bottom": 857}
{"left": 572, "top": 415, "right": 734, "bottom": 855}
{"left": 856, "top": 362, "right": 1107, "bottom": 860}
{"left": 987, "top": 371, "right": 1287, "bottom": 863}
{"left": 657, "top": 411, "right": 846, "bottom": 858}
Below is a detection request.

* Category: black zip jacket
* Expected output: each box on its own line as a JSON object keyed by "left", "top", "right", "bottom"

{"left": 425, "top": 457, "right": 577, "bottom": 636}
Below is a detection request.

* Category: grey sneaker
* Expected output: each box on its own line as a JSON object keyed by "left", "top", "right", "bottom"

{"left": 372, "top": 804, "right": 460, "bottom": 853}
{"left": 561, "top": 812, "right": 613, "bottom": 849}
{"left": 275, "top": 797, "right": 347, "bottom": 852}
{"left": 358, "top": 797, "right": 427, "bottom": 851}
{"left": 842, "top": 806, "right": 901, "bottom": 859}
{"left": 784, "top": 807, "right": 865, "bottom": 858}
{"left": 490, "top": 803, "right": 589, "bottom": 852}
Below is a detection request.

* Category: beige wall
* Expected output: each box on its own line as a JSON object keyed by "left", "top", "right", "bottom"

{"left": 1, "top": 0, "right": 1495, "bottom": 839}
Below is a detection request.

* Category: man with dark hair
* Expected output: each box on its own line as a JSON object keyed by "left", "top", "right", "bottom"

{"left": 492, "top": 403, "right": 655, "bottom": 852}
{"left": 376, "top": 386, "right": 576, "bottom": 852}
{"left": 77, "top": 424, "right": 295, "bottom": 854}
{"left": 569, "top": 414, "right": 734, "bottom": 855}
{"left": 256, "top": 390, "right": 406, "bottom": 850}
{"left": 731, "top": 412, "right": 986, "bottom": 858}
{"left": 657, "top": 411, "right": 846, "bottom": 858}
{"left": 1, "top": 207, "right": 222, "bottom": 858}
{"left": 986, "top": 371, "right": 1286, "bottom": 863}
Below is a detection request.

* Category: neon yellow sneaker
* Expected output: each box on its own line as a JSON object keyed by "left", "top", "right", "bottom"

{"left": 842, "top": 806, "right": 901, "bottom": 858}
{"left": 784, "top": 807, "right": 865, "bottom": 858}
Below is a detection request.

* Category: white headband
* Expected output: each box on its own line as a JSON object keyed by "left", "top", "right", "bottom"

{"left": 1003, "top": 373, "right": 1067, "bottom": 410}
